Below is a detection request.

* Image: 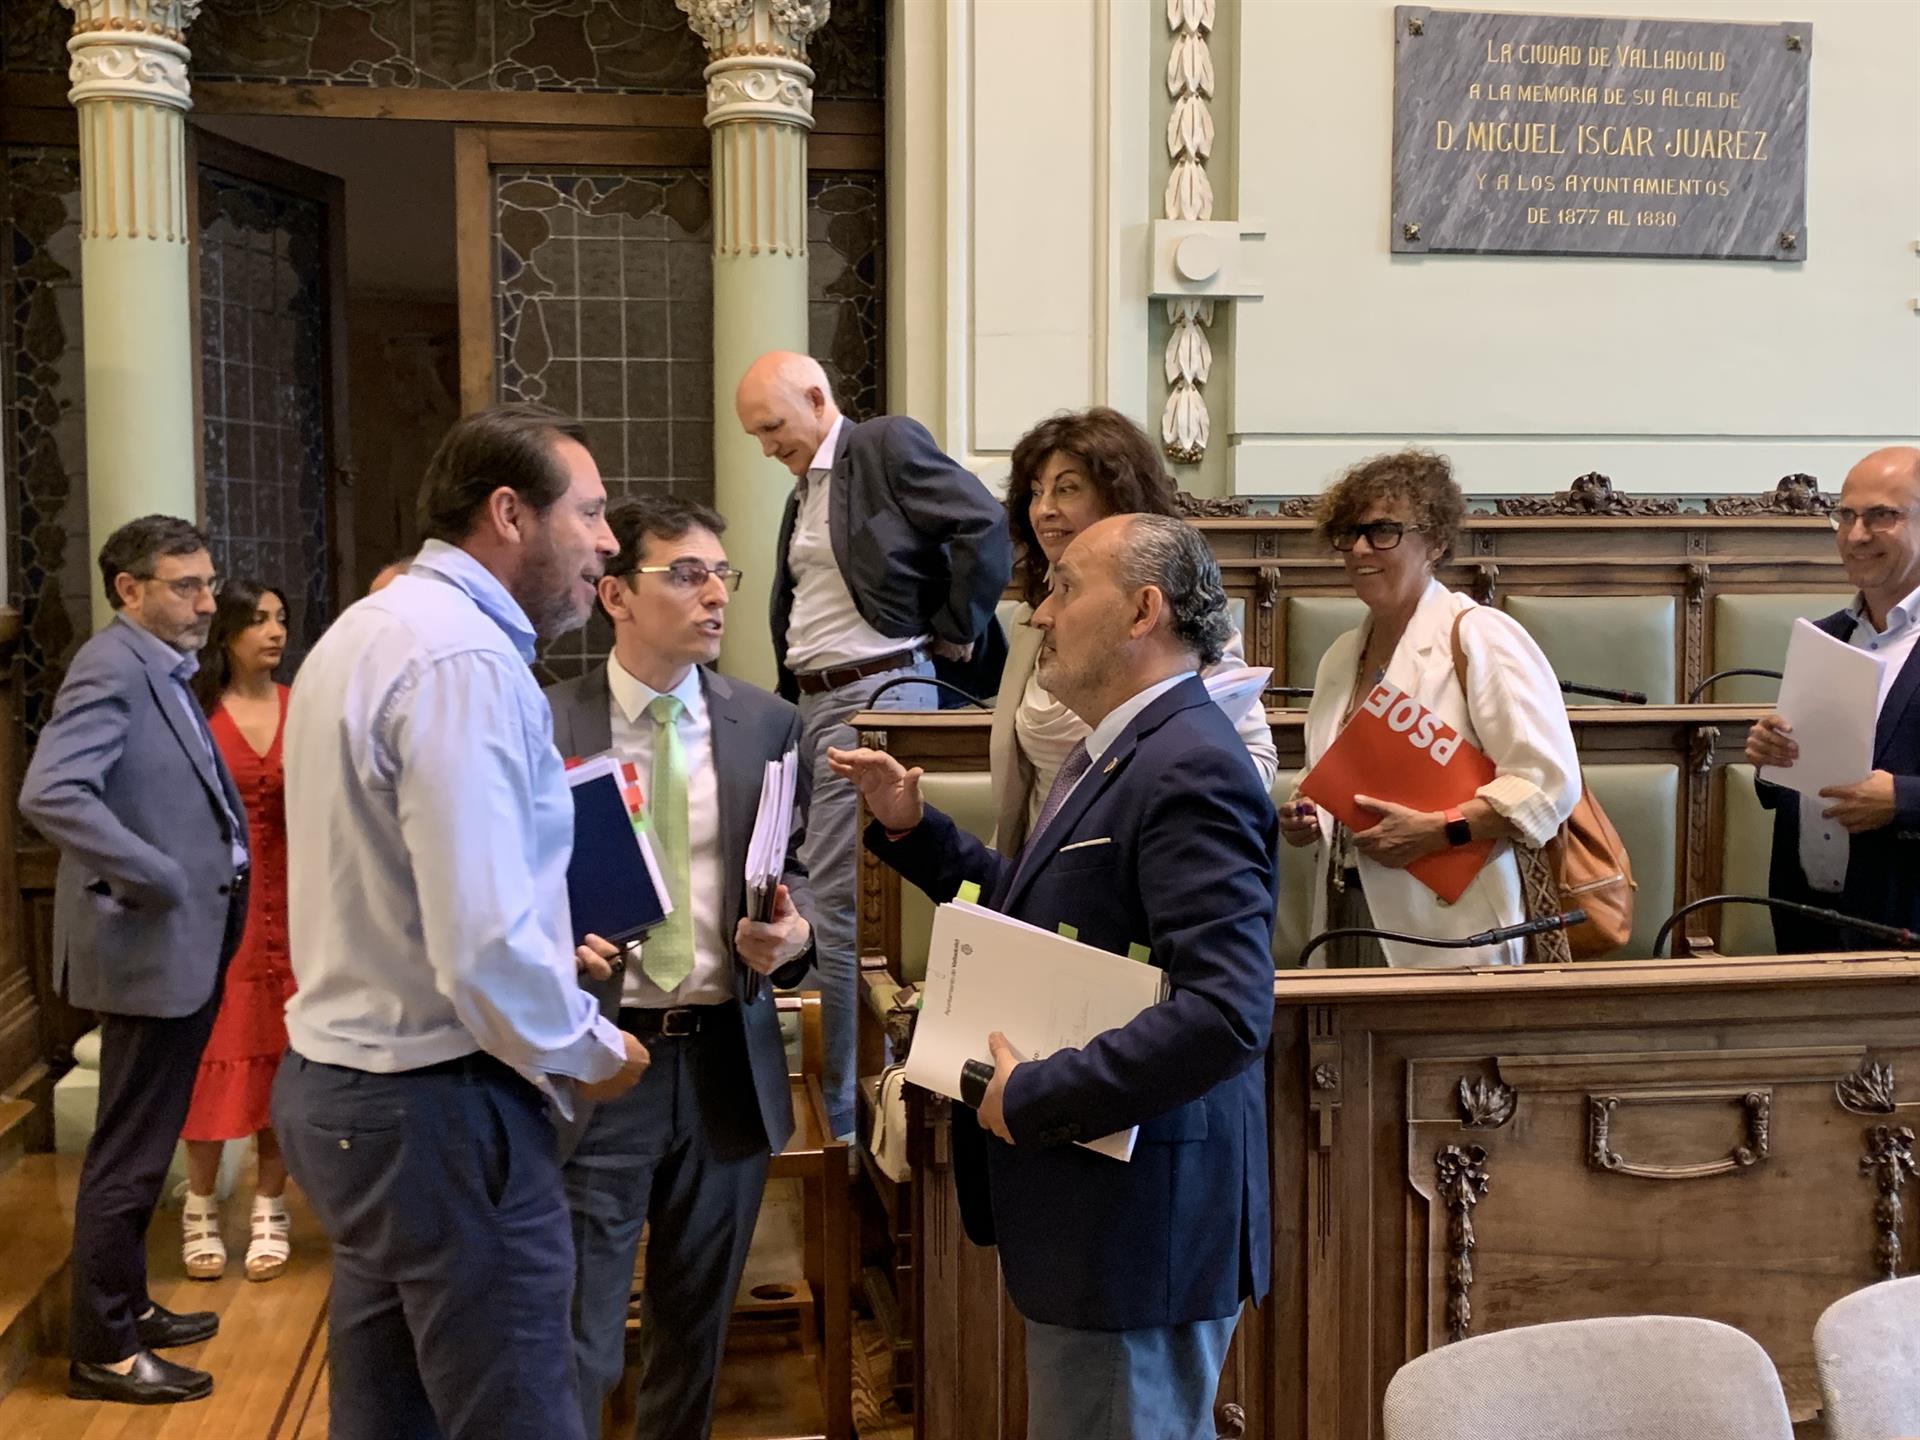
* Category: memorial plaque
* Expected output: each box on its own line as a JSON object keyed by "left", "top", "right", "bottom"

{"left": 1392, "top": 7, "right": 1810, "bottom": 260}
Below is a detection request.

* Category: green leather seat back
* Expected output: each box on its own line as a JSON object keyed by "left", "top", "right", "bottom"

{"left": 896, "top": 772, "right": 1000, "bottom": 983}
{"left": 1709, "top": 593, "right": 1851, "bottom": 703}
{"left": 1286, "top": 597, "right": 1366, "bottom": 693}
{"left": 1503, "top": 595, "right": 1677, "bottom": 705}
{"left": 1718, "top": 764, "right": 1779, "bottom": 956}
{"left": 1581, "top": 763, "right": 1679, "bottom": 959}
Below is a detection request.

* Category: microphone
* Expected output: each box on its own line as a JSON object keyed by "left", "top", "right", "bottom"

{"left": 1267, "top": 681, "right": 1647, "bottom": 704}
{"left": 865, "top": 675, "right": 992, "bottom": 710}
{"left": 1685, "top": 668, "right": 1782, "bottom": 704}
{"left": 1652, "top": 894, "right": 1920, "bottom": 959}
{"left": 1296, "top": 908, "right": 1587, "bottom": 967}
{"left": 1559, "top": 680, "right": 1648, "bottom": 705}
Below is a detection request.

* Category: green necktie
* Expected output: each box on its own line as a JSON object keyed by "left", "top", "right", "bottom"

{"left": 641, "top": 692, "right": 694, "bottom": 991}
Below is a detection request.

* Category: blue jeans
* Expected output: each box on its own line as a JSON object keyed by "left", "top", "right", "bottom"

{"left": 273, "top": 1052, "right": 584, "bottom": 1440}
{"left": 1023, "top": 1312, "right": 1240, "bottom": 1440}
{"left": 794, "top": 657, "right": 936, "bottom": 1136}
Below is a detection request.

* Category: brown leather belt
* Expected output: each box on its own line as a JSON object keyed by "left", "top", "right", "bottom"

{"left": 791, "top": 648, "right": 919, "bottom": 696}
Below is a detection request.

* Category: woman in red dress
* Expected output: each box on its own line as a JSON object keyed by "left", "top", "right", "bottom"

{"left": 180, "top": 580, "right": 295, "bottom": 1281}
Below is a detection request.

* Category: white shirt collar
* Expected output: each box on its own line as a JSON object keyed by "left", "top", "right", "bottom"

{"left": 1082, "top": 671, "right": 1195, "bottom": 767}
{"left": 607, "top": 653, "right": 705, "bottom": 727}
{"left": 1851, "top": 581, "right": 1920, "bottom": 636}
{"left": 805, "top": 415, "right": 846, "bottom": 476}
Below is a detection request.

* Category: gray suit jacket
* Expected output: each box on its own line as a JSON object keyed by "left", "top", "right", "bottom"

{"left": 20, "top": 616, "right": 249, "bottom": 1018}
{"left": 546, "top": 663, "right": 814, "bottom": 1156}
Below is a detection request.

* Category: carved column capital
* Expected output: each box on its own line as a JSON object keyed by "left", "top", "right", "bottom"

{"left": 677, "top": 0, "right": 826, "bottom": 256}
{"left": 678, "top": 0, "right": 827, "bottom": 130}
{"left": 60, "top": 0, "right": 199, "bottom": 111}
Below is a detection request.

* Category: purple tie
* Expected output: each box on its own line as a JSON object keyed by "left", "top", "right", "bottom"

{"left": 1007, "top": 742, "right": 1093, "bottom": 896}
{"left": 1029, "top": 741, "right": 1092, "bottom": 850}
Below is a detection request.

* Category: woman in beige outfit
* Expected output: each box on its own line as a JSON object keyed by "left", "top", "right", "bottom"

{"left": 989, "top": 407, "right": 1278, "bottom": 855}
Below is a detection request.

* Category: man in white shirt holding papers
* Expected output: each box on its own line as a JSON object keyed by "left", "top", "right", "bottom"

{"left": 832, "top": 515, "right": 1278, "bottom": 1440}
{"left": 278, "top": 405, "right": 649, "bottom": 1440}
{"left": 1747, "top": 445, "right": 1920, "bottom": 952}
{"left": 544, "top": 496, "right": 816, "bottom": 1440}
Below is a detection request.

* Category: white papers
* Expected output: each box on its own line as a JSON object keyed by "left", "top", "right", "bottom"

{"left": 745, "top": 749, "right": 799, "bottom": 922}
{"left": 905, "top": 901, "right": 1168, "bottom": 1161}
{"left": 1762, "top": 619, "right": 1884, "bottom": 798}
{"left": 1202, "top": 664, "right": 1273, "bottom": 729}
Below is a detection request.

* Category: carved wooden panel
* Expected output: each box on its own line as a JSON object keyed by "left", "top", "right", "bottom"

{"left": 906, "top": 960, "right": 1920, "bottom": 1439}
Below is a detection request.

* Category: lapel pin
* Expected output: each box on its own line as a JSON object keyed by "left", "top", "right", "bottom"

{"left": 1102, "top": 757, "right": 1118, "bottom": 774}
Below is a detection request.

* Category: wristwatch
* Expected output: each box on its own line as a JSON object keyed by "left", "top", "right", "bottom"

{"left": 1443, "top": 807, "right": 1472, "bottom": 847}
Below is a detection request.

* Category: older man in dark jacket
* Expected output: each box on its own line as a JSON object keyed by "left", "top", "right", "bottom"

{"left": 736, "top": 351, "right": 1012, "bottom": 1138}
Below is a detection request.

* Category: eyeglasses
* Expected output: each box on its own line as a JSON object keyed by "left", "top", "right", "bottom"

{"left": 631, "top": 561, "right": 744, "bottom": 592}
{"left": 1829, "top": 506, "right": 1914, "bottom": 535}
{"left": 137, "top": 574, "right": 221, "bottom": 600}
{"left": 1328, "top": 521, "right": 1425, "bottom": 553}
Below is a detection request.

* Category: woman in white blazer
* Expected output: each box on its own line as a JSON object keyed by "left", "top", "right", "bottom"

{"left": 989, "top": 408, "right": 1278, "bottom": 855}
{"left": 1282, "top": 450, "right": 1581, "bottom": 967}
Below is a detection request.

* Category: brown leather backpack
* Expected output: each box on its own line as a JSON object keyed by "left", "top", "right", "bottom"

{"left": 1450, "top": 611, "right": 1635, "bottom": 960}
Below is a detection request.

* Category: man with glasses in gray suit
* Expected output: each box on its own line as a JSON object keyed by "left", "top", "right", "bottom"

{"left": 21, "top": 516, "right": 251, "bottom": 1406}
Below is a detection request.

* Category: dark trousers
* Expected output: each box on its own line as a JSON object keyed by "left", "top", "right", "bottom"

{"left": 273, "top": 1051, "right": 585, "bottom": 1440}
{"left": 69, "top": 883, "right": 243, "bottom": 1364}
{"left": 564, "top": 1028, "right": 770, "bottom": 1440}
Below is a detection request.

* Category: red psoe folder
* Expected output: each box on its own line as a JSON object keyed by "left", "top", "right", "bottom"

{"left": 1297, "top": 681, "right": 1499, "bottom": 903}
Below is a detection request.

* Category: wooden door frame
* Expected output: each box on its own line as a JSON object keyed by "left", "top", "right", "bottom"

{"left": 453, "top": 124, "right": 885, "bottom": 414}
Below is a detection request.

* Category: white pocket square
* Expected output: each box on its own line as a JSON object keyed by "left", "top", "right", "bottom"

{"left": 1058, "top": 836, "right": 1113, "bottom": 853}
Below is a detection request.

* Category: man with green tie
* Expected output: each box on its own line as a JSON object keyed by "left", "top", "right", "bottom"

{"left": 544, "top": 497, "right": 817, "bottom": 1440}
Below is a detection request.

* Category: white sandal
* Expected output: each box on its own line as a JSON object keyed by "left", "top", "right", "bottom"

{"left": 181, "top": 1193, "right": 226, "bottom": 1280}
{"left": 245, "top": 1194, "right": 291, "bottom": 1282}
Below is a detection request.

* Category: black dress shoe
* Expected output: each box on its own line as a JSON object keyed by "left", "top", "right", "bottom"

{"left": 135, "top": 1302, "right": 219, "bottom": 1350}
{"left": 68, "top": 1350, "right": 212, "bottom": 1404}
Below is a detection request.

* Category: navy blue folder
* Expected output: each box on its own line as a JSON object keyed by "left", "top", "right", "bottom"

{"left": 566, "top": 770, "right": 667, "bottom": 950}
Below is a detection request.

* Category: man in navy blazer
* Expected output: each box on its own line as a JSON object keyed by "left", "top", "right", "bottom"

{"left": 1748, "top": 446, "right": 1920, "bottom": 952}
{"left": 737, "top": 350, "right": 1012, "bottom": 1141}
{"left": 832, "top": 514, "right": 1278, "bottom": 1439}
{"left": 20, "top": 516, "right": 251, "bottom": 1406}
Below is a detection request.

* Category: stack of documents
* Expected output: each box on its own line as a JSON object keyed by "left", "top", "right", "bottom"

{"left": 745, "top": 749, "right": 799, "bottom": 923}
{"left": 1761, "top": 618, "right": 1884, "bottom": 798}
{"left": 1202, "top": 664, "right": 1273, "bottom": 728}
{"left": 904, "top": 901, "right": 1168, "bottom": 1161}
{"left": 564, "top": 752, "right": 673, "bottom": 950}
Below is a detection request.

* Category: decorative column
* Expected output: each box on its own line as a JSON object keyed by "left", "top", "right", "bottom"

{"left": 61, "top": 0, "right": 202, "bottom": 625}
{"left": 1163, "top": 0, "right": 1216, "bottom": 465}
{"left": 678, "top": 0, "right": 829, "bottom": 689}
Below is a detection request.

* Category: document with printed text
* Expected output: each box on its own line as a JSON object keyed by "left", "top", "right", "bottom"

{"left": 904, "top": 901, "right": 1168, "bottom": 1161}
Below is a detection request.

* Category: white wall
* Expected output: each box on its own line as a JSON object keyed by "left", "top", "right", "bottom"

{"left": 888, "top": 0, "right": 1152, "bottom": 489}
{"left": 1230, "top": 0, "right": 1920, "bottom": 497}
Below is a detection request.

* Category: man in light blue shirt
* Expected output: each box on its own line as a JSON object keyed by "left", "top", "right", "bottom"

{"left": 274, "top": 404, "right": 647, "bottom": 1440}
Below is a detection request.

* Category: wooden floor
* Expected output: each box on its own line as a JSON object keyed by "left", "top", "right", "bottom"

{"left": 0, "top": 1180, "right": 910, "bottom": 1440}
